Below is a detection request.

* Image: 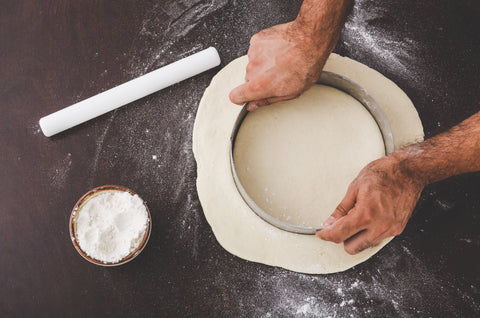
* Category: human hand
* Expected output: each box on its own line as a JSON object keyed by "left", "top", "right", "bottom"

{"left": 229, "top": 21, "right": 332, "bottom": 111}
{"left": 316, "top": 153, "right": 425, "bottom": 255}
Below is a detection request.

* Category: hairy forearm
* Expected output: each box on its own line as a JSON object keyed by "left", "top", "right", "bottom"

{"left": 394, "top": 111, "right": 480, "bottom": 186}
{"left": 293, "top": 0, "right": 353, "bottom": 50}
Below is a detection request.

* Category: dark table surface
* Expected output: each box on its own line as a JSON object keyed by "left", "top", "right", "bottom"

{"left": 1, "top": 0, "right": 479, "bottom": 317}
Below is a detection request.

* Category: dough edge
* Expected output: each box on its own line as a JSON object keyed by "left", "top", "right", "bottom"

{"left": 193, "top": 54, "right": 424, "bottom": 274}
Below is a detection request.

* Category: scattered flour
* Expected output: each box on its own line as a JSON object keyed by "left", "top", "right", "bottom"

{"left": 128, "top": 0, "right": 228, "bottom": 77}
{"left": 50, "top": 152, "right": 72, "bottom": 189}
{"left": 340, "top": 0, "right": 426, "bottom": 87}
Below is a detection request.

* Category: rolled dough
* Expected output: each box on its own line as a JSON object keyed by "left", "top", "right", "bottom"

{"left": 193, "top": 54, "right": 424, "bottom": 274}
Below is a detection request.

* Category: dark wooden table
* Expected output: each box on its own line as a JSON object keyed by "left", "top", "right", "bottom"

{"left": 1, "top": 0, "right": 479, "bottom": 317}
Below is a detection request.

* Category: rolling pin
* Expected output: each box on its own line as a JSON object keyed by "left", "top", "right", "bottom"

{"left": 39, "top": 47, "right": 221, "bottom": 137}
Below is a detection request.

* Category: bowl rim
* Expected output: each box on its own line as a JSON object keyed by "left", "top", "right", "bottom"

{"left": 69, "top": 184, "right": 152, "bottom": 266}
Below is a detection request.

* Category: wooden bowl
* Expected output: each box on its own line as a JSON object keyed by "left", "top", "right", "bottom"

{"left": 69, "top": 185, "right": 152, "bottom": 266}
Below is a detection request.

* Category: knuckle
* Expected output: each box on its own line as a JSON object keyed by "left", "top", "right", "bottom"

{"left": 391, "top": 225, "right": 404, "bottom": 236}
{"left": 364, "top": 240, "right": 374, "bottom": 249}
{"left": 250, "top": 34, "right": 260, "bottom": 45}
{"left": 371, "top": 237, "right": 383, "bottom": 247}
{"left": 254, "top": 100, "right": 267, "bottom": 108}
{"left": 379, "top": 224, "right": 390, "bottom": 234}
{"left": 347, "top": 182, "right": 357, "bottom": 192}
{"left": 347, "top": 240, "right": 373, "bottom": 255}
{"left": 336, "top": 203, "right": 348, "bottom": 215}
{"left": 263, "top": 98, "right": 272, "bottom": 106}
{"left": 360, "top": 210, "right": 374, "bottom": 224}
{"left": 331, "top": 235, "right": 343, "bottom": 244}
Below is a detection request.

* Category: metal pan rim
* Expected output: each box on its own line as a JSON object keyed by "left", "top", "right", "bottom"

{"left": 230, "top": 71, "right": 395, "bottom": 235}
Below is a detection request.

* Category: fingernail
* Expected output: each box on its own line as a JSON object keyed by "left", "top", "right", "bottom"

{"left": 323, "top": 216, "right": 336, "bottom": 227}
{"left": 247, "top": 103, "right": 258, "bottom": 111}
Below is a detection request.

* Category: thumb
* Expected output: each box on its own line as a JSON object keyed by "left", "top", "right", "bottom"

{"left": 230, "top": 80, "right": 275, "bottom": 106}
{"left": 229, "top": 82, "right": 250, "bottom": 105}
{"left": 322, "top": 184, "right": 357, "bottom": 228}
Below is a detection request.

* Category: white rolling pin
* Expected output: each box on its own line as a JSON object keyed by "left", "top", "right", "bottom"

{"left": 39, "top": 47, "right": 221, "bottom": 137}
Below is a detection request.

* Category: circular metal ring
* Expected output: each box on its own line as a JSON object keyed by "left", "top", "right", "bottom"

{"left": 230, "top": 71, "right": 395, "bottom": 235}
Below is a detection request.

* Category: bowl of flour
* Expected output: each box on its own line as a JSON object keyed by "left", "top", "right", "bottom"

{"left": 69, "top": 185, "right": 151, "bottom": 266}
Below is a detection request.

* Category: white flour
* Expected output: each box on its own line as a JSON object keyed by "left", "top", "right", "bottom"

{"left": 75, "top": 190, "right": 149, "bottom": 263}
{"left": 340, "top": 0, "right": 426, "bottom": 87}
